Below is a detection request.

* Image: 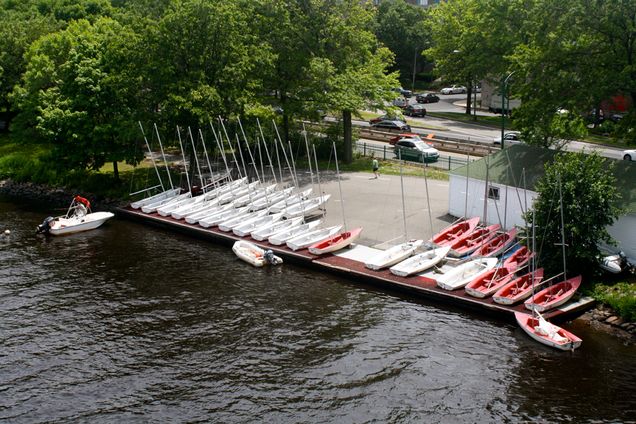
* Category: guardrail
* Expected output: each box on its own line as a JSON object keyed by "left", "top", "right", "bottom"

{"left": 354, "top": 141, "right": 473, "bottom": 171}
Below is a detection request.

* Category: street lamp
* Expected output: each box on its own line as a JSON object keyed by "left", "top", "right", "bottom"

{"left": 500, "top": 71, "right": 516, "bottom": 149}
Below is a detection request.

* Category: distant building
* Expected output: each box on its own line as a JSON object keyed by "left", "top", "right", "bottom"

{"left": 448, "top": 144, "right": 636, "bottom": 261}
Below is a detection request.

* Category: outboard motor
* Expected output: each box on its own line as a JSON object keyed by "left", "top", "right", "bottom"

{"left": 36, "top": 216, "right": 55, "bottom": 234}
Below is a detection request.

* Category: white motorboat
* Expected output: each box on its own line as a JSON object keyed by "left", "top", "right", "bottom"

{"left": 232, "top": 240, "right": 283, "bottom": 267}
{"left": 286, "top": 225, "right": 342, "bottom": 251}
{"left": 436, "top": 257, "right": 498, "bottom": 291}
{"left": 233, "top": 213, "right": 284, "bottom": 237}
{"left": 365, "top": 240, "right": 424, "bottom": 271}
{"left": 268, "top": 220, "right": 322, "bottom": 245}
{"left": 36, "top": 196, "right": 114, "bottom": 236}
{"left": 251, "top": 217, "right": 303, "bottom": 241}
{"left": 249, "top": 187, "right": 293, "bottom": 211}
{"left": 390, "top": 246, "right": 451, "bottom": 277}
{"left": 218, "top": 210, "right": 267, "bottom": 232}
{"left": 283, "top": 194, "right": 331, "bottom": 219}
{"left": 268, "top": 189, "right": 312, "bottom": 213}
{"left": 199, "top": 206, "right": 249, "bottom": 228}
{"left": 131, "top": 188, "right": 181, "bottom": 209}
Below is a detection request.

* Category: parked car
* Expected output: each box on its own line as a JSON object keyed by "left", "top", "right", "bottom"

{"left": 392, "top": 97, "right": 409, "bottom": 108}
{"left": 371, "top": 120, "right": 412, "bottom": 132}
{"left": 623, "top": 149, "right": 636, "bottom": 161}
{"left": 416, "top": 93, "right": 440, "bottom": 104}
{"left": 440, "top": 85, "right": 467, "bottom": 95}
{"left": 369, "top": 113, "right": 406, "bottom": 124}
{"left": 493, "top": 131, "right": 522, "bottom": 146}
{"left": 393, "top": 87, "right": 412, "bottom": 98}
{"left": 404, "top": 104, "right": 427, "bottom": 117}
{"left": 389, "top": 133, "right": 422, "bottom": 145}
{"left": 394, "top": 139, "right": 439, "bottom": 163}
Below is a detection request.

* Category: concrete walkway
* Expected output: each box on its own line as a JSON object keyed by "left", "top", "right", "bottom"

{"left": 298, "top": 169, "right": 455, "bottom": 247}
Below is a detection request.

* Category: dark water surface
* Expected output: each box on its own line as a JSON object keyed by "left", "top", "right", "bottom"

{"left": 1, "top": 198, "right": 635, "bottom": 423}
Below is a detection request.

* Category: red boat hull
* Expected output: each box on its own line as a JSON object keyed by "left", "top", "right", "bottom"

{"left": 465, "top": 266, "right": 515, "bottom": 298}
{"left": 525, "top": 275, "right": 582, "bottom": 312}
{"left": 308, "top": 227, "right": 363, "bottom": 255}
{"left": 431, "top": 217, "right": 480, "bottom": 247}
{"left": 448, "top": 224, "right": 500, "bottom": 257}
{"left": 493, "top": 269, "right": 544, "bottom": 305}
{"left": 503, "top": 246, "right": 534, "bottom": 272}
{"left": 515, "top": 311, "right": 582, "bottom": 351}
{"left": 471, "top": 228, "right": 517, "bottom": 258}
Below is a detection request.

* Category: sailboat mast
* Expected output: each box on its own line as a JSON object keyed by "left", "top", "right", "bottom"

{"left": 219, "top": 118, "right": 244, "bottom": 180}
{"left": 464, "top": 151, "right": 469, "bottom": 219}
{"left": 272, "top": 120, "right": 297, "bottom": 187}
{"left": 187, "top": 127, "right": 204, "bottom": 190}
{"left": 176, "top": 126, "right": 191, "bottom": 192}
{"left": 209, "top": 122, "right": 233, "bottom": 180}
{"left": 237, "top": 118, "right": 262, "bottom": 183}
{"left": 332, "top": 142, "right": 346, "bottom": 231}
{"left": 558, "top": 173, "right": 567, "bottom": 280}
{"left": 138, "top": 121, "right": 164, "bottom": 191}
{"left": 255, "top": 118, "right": 278, "bottom": 184}
{"left": 312, "top": 145, "right": 325, "bottom": 218}
{"left": 154, "top": 123, "right": 174, "bottom": 189}
{"left": 423, "top": 161, "right": 434, "bottom": 239}
{"left": 197, "top": 128, "right": 215, "bottom": 188}
{"left": 399, "top": 150, "right": 408, "bottom": 241}
{"left": 302, "top": 123, "right": 315, "bottom": 190}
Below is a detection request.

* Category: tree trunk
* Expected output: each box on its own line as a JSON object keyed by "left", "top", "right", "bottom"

{"left": 113, "top": 161, "right": 119, "bottom": 181}
{"left": 343, "top": 110, "right": 352, "bottom": 164}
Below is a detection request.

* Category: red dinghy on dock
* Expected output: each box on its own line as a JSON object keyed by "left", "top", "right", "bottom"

{"left": 493, "top": 269, "right": 544, "bottom": 305}
{"left": 431, "top": 217, "right": 480, "bottom": 247}
{"left": 515, "top": 311, "right": 582, "bottom": 351}
{"left": 503, "top": 246, "right": 534, "bottom": 271}
{"left": 448, "top": 224, "right": 500, "bottom": 257}
{"left": 465, "top": 265, "right": 515, "bottom": 298}
{"left": 471, "top": 228, "right": 517, "bottom": 258}
{"left": 308, "top": 227, "right": 363, "bottom": 255}
{"left": 525, "top": 275, "right": 582, "bottom": 312}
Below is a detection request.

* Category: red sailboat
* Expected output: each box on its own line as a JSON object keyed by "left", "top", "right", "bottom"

{"left": 430, "top": 217, "right": 480, "bottom": 247}
{"left": 503, "top": 246, "right": 534, "bottom": 271}
{"left": 464, "top": 265, "right": 516, "bottom": 298}
{"left": 515, "top": 311, "right": 582, "bottom": 351}
{"left": 308, "top": 227, "right": 363, "bottom": 255}
{"left": 471, "top": 228, "right": 517, "bottom": 258}
{"left": 492, "top": 268, "right": 544, "bottom": 305}
{"left": 524, "top": 275, "right": 582, "bottom": 312}
{"left": 447, "top": 223, "right": 500, "bottom": 257}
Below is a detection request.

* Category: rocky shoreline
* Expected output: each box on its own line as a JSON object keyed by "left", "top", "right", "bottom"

{"left": 578, "top": 305, "right": 636, "bottom": 341}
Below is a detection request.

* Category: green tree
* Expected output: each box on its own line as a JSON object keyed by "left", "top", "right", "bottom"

{"left": 525, "top": 152, "right": 621, "bottom": 279}
{"left": 12, "top": 18, "right": 142, "bottom": 179}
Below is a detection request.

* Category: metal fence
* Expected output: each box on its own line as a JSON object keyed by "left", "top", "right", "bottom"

{"left": 354, "top": 141, "right": 474, "bottom": 171}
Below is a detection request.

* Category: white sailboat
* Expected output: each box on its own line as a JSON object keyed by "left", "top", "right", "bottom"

{"left": 249, "top": 187, "right": 293, "bottom": 211}
{"left": 390, "top": 246, "right": 451, "bottom": 277}
{"left": 286, "top": 225, "right": 342, "bottom": 251}
{"left": 199, "top": 206, "right": 250, "bottom": 228}
{"left": 435, "top": 257, "right": 498, "bottom": 290}
{"left": 268, "top": 220, "right": 322, "bottom": 246}
{"left": 268, "top": 189, "right": 312, "bottom": 213}
{"left": 185, "top": 202, "right": 233, "bottom": 225}
{"left": 218, "top": 210, "right": 267, "bottom": 232}
{"left": 251, "top": 217, "right": 304, "bottom": 241}
{"left": 232, "top": 184, "right": 277, "bottom": 208}
{"left": 365, "top": 239, "right": 425, "bottom": 271}
{"left": 233, "top": 213, "right": 284, "bottom": 237}
{"left": 131, "top": 188, "right": 181, "bottom": 210}
{"left": 283, "top": 194, "right": 331, "bottom": 219}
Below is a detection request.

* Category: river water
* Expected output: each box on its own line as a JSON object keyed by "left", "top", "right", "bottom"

{"left": 1, "top": 198, "right": 635, "bottom": 423}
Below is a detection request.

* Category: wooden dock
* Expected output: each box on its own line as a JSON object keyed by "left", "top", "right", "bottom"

{"left": 117, "top": 206, "right": 595, "bottom": 323}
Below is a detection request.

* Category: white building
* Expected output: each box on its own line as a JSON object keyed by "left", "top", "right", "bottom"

{"left": 448, "top": 144, "right": 636, "bottom": 261}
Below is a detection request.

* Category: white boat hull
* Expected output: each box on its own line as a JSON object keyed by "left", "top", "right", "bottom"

{"left": 251, "top": 217, "right": 304, "bottom": 241}
{"left": 283, "top": 194, "right": 331, "bottom": 218}
{"left": 232, "top": 240, "right": 282, "bottom": 267}
{"left": 49, "top": 212, "right": 115, "bottom": 236}
{"left": 268, "top": 220, "right": 322, "bottom": 245}
{"left": 390, "top": 246, "right": 450, "bottom": 277}
{"left": 131, "top": 188, "right": 181, "bottom": 209}
{"left": 365, "top": 240, "right": 425, "bottom": 271}
{"left": 286, "top": 225, "right": 342, "bottom": 251}
{"left": 436, "top": 258, "right": 498, "bottom": 290}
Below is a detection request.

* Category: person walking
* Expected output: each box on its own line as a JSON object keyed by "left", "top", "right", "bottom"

{"left": 372, "top": 158, "right": 379, "bottom": 179}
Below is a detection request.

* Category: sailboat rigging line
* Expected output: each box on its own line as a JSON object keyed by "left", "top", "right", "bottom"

{"left": 558, "top": 173, "right": 567, "bottom": 280}
{"left": 187, "top": 127, "right": 204, "bottom": 191}
{"left": 464, "top": 151, "right": 469, "bottom": 219}
{"left": 399, "top": 150, "right": 408, "bottom": 241}
{"left": 197, "top": 128, "right": 215, "bottom": 188}
{"left": 504, "top": 149, "right": 526, "bottom": 217}
{"left": 234, "top": 133, "right": 250, "bottom": 183}
{"left": 176, "top": 126, "right": 192, "bottom": 192}
{"left": 333, "top": 142, "right": 347, "bottom": 231}
{"left": 209, "top": 122, "right": 233, "bottom": 180}
{"left": 483, "top": 155, "right": 490, "bottom": 225}
{"left": 302, "top": 124, "right": 315, "bottom": 190}
{"left": 312, "top": 145, "right": 325, "bottom": 218}
{"left": 237, "top": 118, "right": 262, "bottom": 183}
{"left": 154, "top": 123, "right": 174, "bottom": 189}
{"left": 257, "top": 137, "right": 266, "bottom": 183}
{"left": 272, "top": 120, "right": 297, "bottom": 188}
{"left": 219, "top": 117, "right": 244, "bottom": 180}
{"left": 536, "top": 179, "right": 559, "bottom": 265}
{"left": 138, "top": 121, "right": 165, "bottom": 192}
{"left": 256, "top": 118, "right": 278, "bottom": 184}
{"left": 423, "top": 161, "right": 434, "bottom": 239}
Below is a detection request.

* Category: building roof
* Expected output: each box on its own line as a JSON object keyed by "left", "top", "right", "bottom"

{"left": 450, "top": 144, "right": 636, "bottom": 213}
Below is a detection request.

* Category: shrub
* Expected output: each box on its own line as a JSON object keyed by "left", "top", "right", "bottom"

{"left": 591, "top": 282, "right": 636, "bottom": 321}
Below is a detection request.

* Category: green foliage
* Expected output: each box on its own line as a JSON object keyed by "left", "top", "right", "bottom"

{"left": 592, "top": 282, "right": 636, "bottom": 322}
{"left": 525, "top": 151, "right": 622, "bottom": 278}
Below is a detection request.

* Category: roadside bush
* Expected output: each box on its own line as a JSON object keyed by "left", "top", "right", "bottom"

{"left": 591, "top": 282, "right": 636, "bottom": 321}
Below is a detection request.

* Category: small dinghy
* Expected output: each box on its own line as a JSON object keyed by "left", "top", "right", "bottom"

{"left": 524, "top": 275, "right": 582, "bottom": 312}
{"left": 436, "top": 257, "right": 498, "bottom": 291}
{"left": 492, "top": 269, "right": 544, "bottom": 305}
{"left": 390, "top": 246, "right": 451, "bottom": 277}
{"left": 465, "top": 265, "right": 515, "bottom": 298}
{"left": 308, "top": 227, "right": 363, "bottom": 255}
{"left": 283, "top": 194, "right": 331, "bottom": 219}
{"left": 503, "top": 245, "right": 534, "bottom": 271}
{"left": 447, "top": 224, "right": 500, "bottom": 258}
{"left": 515, "top": 311, "right": 582, "bottom": 351}
{"left": 430, "top": 217, "right": 480, "bottom": 247}
{"left": 131, "top": 188, "right": 181, "bottom": 209}
{"left": 233, "top": 213, "right": 284, "bottom": 237}
{"left": 232, "top": 240, "right": 283, "bottom": 267}
{"left": 269, "top": 220, "right": 322, "bottom": 245}
{"left": 471, "top": 228, "right": 517, "bottom": 258}
{"left": 36, "top": 196, "right": 114, "bottom": 236}
{"left": 365, "top": 240, "right": 425, "bottom": 271}
{"left": 268, "top": 189, "right": 312, "bottom": 213}
{"left": 286, "top": 225, "right": 342, "bottom": 251}
{"left": 251, "top": 217, "right": 303, "bottom": 241}
{"left": 218, "top": 210, "right": 267, "bottom": 232}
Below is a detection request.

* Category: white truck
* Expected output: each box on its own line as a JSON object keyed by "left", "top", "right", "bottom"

{"left": 488, "top": 96, "right": 521, "bottom": 114}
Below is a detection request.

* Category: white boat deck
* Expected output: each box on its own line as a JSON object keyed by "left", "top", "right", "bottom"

{"left": 332, "top": 244, "right": 381, "bottom": 262}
